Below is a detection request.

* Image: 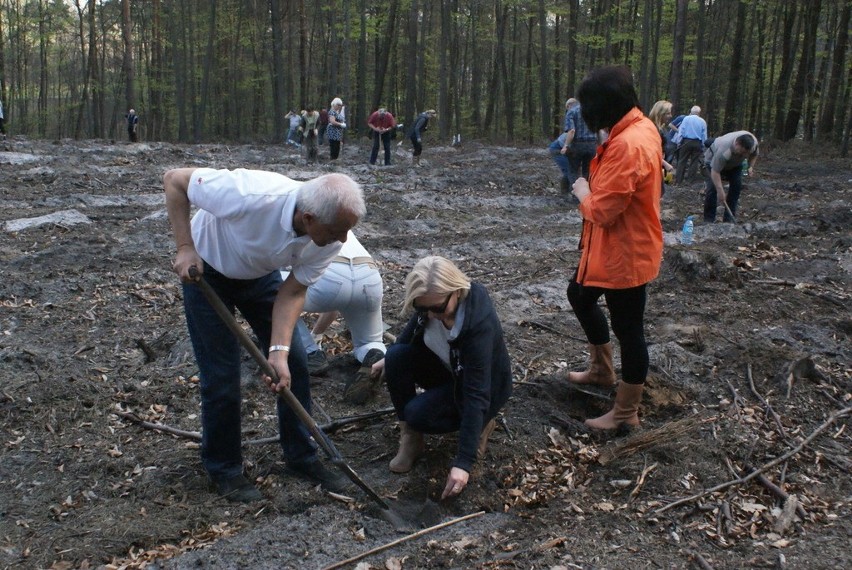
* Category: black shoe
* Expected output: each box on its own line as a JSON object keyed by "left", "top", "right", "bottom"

{"left": 306, "top": 350, "right": 330, "bottom": 375}
{"left": 212, "top": 474, "right": 263, "bottom": 503}
{"left": 285, "top": 460, "right": 350, "bottom": 493}
{"left": 343, "top": 348, "right": 385, "bottom": 405}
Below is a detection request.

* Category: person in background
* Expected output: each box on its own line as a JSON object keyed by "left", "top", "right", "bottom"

{"left": 0, "top": 98, "right": 6, "bottom": 138}
{"left": 371, "top": 256, "right": 512, "bottom": 499}
{"left": 567, "top": 65, "right": 663, "bottom": 431}
{"left": 674, "top": 105, "right": 708, "bottom": 184}
{"left": 368, "top": 107, "right": 397, "bottom": 166}
{"left": 561, "top": 100, "right": 598, "bottom": 193}
{"left": 165, "top": 167, "right": 366, "bottom": 502}
{"left": 300, "top": 107, "right": 320, "bottom": 163}
{"left": 548, "top": 98, "right": 579, "bottom": 194}
{"left": 647, "top": 100, "right": 676, "bottom": 185}
{"left": 285, "top": 110, "right": 302, "bottom": 148}
{"left": 288, "top": 230, "right": 386, "bottom": 405}
{"left": 703, "top": 131, "right": 759, "bottom": 223}
{"left": 326, "top": 98, "right": 347, "bottom": 160}
{"left": 318, "top": 108, "right": 329, "bottom": 146}
{"left": 409, "top": 109, "right": 436, "bottom": 164}
{"left": 126, "top": 109, "right": 138, "bottom": 142}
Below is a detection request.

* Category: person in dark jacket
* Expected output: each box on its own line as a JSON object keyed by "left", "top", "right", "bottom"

{"left": 409, "top": 109, "right": 436, "bottom": 163}
{"left": 368, "top": 256, "right": 512, "bottom": 499}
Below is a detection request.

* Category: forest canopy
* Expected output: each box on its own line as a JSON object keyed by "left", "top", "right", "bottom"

{"left": 0, "top": 0, "right": 849, "bottom": 147}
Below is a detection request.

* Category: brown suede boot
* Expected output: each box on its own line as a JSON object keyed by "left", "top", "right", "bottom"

{"left": 568, "top": 342, "right": 617, "bottom": 387}
{"left": 476, "top": 418, "right": 498, "bottom": 461}
{"left": 585, "top": 382, "right": 643, "bottom": 430}
{"left": 389, "top": 421, "right": 425, "bottom": 473}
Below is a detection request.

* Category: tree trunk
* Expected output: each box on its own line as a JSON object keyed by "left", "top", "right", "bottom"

{"left": 567, "top": 0, "right": 578, "bottom": 94}
{"left": 783, "top": 0, "right": 821, "bottom": 141}
{"left": 404, "top": 0, "right": 419, "bottom": 127}
{"left": 88, "top": 0, "right": 102, "bottom": 138}
{"left": 773, "top": 1, "right": 798, "bottom": 139}
{"left": 817, "top": 0, "right": 850, "bottom": 140}
{"left": 270, "top": 0, "right": 286, "bottom": 142}
{"left": 372, "top": 0, "right": 400, "bottom": 110}
{"left": 121, "top": 0, "right": 135, "bottom": 114}
{"left": 537, "top": 0, "right": 549, "bottom": 138}
{"left": 668, "top": 0, "right": 687, "bottom": 113}
{"left": 195, "top": 0, "right": 216, "bottom": 142}
{"left": 298, "top": 0, "right": 307, "bottom": 106}
{"left": 638, "top": 0, "right": 652, "bottom": 110}
{"left": 722, "top": 0, "right": 747, "bottom": 132}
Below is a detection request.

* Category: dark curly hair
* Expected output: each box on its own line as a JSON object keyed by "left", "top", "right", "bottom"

{"left": 577, "top": 66, "right": 640, "bottom": 132}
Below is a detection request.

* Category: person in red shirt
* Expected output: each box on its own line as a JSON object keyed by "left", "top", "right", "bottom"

{"left": 367, "top": 107, "right": 397, "bottom": 166}
{"left": 566, "top": 66, "right": 664, "bottom": 431}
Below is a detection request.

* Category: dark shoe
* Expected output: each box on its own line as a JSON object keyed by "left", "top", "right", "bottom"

{"left": 343, "top": 348, "right": 385, "bottom": 405}
{"left": 285, "top": 460, "right": 350, "bottom": 493}
{"left": 213, "top": 474, "right": 263, "bottom": 503}
{"left": 306, "top": 350, "right": 330, "bottom": 375}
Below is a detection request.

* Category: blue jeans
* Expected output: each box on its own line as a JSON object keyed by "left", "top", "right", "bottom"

{"left": 567, "top": 141, "right": 597, "bottom": 184}
{"left": 183, "top": 263, "right": 316, "bottom": 481}
{"left": 370, "top": 131, "right": 392, "bottom": 165}
{"left": 385, "top": 343, "right": 459, "bottom": 434}
{"left": 703, "top": 165, "right": 742, "bottom": 223}
{"left": 548, "top": 138, "right": 570, "bottom": 180}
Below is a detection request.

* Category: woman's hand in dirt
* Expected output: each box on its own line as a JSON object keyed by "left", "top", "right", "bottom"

{"left": 572, "top": 177, "right": 591, "bottom": 202}
{"left": 263, "top": 352, "right": 292, "bottom": 393}
{"left": 173, "top": 244, "right": 202, "bottom": 282}
{"left": 441, "top": 467, "right": 470, "bottom": 500}
{"left": 370, "top": 358, "right": 385, "bottom": 380}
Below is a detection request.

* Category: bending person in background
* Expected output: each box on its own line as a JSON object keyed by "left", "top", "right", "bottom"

{"left": 548, "top": 98, "right": 579, "bottom": 194}
{"left": 326, "top": 98, "right": 347, "bottom": 160}
{"left": 703, "top": 131, "right": 758, "bottom": 223}
{"left": 567, "top": 66, "right": 663, "bottom": 431}
{"left": 409, "top": 109, "right": 436, "bottom": 164}
{"left": 290, "top": 231, "right": 387, "bottom": 405}
{"left": 370, "top": 256, "right": 512, "bottom": 499}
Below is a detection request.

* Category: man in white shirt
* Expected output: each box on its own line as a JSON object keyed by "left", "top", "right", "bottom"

{"left": 674, "top": 105, "right": 708, "bottom": 184}
{"left": 165, "top": 167, "right": 366, "bottom": 502}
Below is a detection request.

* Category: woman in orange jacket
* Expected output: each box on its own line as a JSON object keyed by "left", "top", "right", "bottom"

{"left": 567, "top": 66, "right": 663, "bottom": 430}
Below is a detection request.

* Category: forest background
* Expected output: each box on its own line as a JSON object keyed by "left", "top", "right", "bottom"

{"left": 0, "top": 0, "right": 849, "bottom": 151}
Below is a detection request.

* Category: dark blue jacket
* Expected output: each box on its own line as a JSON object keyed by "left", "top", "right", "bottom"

{"left": 395, "top": 282, "right": 512, "bottom": 471}
{"left": 410, "top": 112, "right": 431, "bottom": 140}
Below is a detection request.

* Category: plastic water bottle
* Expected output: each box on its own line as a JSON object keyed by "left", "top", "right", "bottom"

{"left": 741, "top": 160, "right": 749, "bottom": 176}
{"left": 682, "top": 215, "right": 694, "bottom": 245}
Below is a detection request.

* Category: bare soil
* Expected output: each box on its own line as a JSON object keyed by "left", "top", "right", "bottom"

{"left": 0, "top": 135, "right": 850, "bottom": 570}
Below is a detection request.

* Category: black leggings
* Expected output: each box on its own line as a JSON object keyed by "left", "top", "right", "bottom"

{"left": 567, "top": 274, "right": 649, "bottom": 384}
{"left": 329, "top": 139, "right": 341, "bottom": 160}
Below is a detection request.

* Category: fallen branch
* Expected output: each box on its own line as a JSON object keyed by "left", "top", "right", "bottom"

{"left": 742, "top": 463, "right": 807, "bottom": 520}
{"left": 116, "top": 407, "right": 396, "bottom": 444}
{"left": 518, "top": 320, "right": 587, "bottom": 343}
{"left": 598, "top": 414, "right": 710, "bottom": 465}
{"left": 321, "top": 510, "right": 486, "bottom": 570}
{"left": 747, "top": 363, "right": 786, "bottom": 435}
{"left": 654, "top": 405, "right": 852, "bottom": 514}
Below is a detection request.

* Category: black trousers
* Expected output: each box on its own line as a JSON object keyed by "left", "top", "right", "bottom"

{"left": 567, "top": 273, "right": 649, "bottom": 384}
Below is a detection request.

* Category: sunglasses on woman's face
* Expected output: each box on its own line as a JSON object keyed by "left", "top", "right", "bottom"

{"left": 413, "top": 293, "right": 452, "bottom": 315}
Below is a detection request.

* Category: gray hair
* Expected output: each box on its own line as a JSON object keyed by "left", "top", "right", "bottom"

{"left": 296, "top": 173, "right": 366, "bottom": 224}
{"left": 690, "top": 105, "right": 701, "bottom": 115}
{"left": 331, "top": 97, "right": 343, "bottom": 107}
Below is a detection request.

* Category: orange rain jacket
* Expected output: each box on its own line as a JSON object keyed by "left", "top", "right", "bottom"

{"left": 576, "top": 107, "right": 663, "bottom": 289}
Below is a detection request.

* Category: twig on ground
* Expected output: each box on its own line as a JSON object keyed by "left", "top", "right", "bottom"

{"left": 743, "top": 463, "right": 807, "bottom": 519}
{"left": 747, "top": 363, "right": 787, "bottom": 437}
{"left": 321, "top": 511, "right": 486, "bottom": 570}
{"left": 690, "top": 550, "right": 716, "bottom": 570}
{"left": 654, "top": 405, "right": 852, "bottom": 514}
{"left": 518, "top": 320, "right": 588, "bottom": 343}
{"left": 724, "top": 378, "right": 745, "bottom": 421}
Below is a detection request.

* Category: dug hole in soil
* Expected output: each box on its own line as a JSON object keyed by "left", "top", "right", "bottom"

{"left": 0, "top": 135, "right": 850, "bottom": 570}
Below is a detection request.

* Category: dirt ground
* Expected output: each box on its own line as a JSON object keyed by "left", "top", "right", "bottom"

{"left": 0, "top": 134, "right": 850, "bottom": 570}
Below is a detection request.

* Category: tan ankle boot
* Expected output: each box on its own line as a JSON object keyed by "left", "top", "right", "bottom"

{"left": 476, "top": 418, "right": 498, "bottom": 461}
{"left": 585, "top": 382, "right": 643, "bottom": 430}
{"left": 389, "top": 421, "right": 425, "bottom": 473}
{"left": 568, "top": 342, "right": 617, "bottom": 387}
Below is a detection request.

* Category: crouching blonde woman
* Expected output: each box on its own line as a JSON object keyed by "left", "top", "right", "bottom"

{"left": 368, "top": 256, "right": 512, "bottom": 499}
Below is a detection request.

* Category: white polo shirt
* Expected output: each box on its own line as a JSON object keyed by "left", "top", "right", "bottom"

{"left": 188, "top": 168, "right": 342, "bottom": 284}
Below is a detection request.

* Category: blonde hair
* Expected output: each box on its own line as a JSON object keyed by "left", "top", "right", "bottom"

{"left": 401, "top": 256, "right": 471, "bottom": 316}
{"left": 648, "top": 100, "right": 672, "bottom": 130}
